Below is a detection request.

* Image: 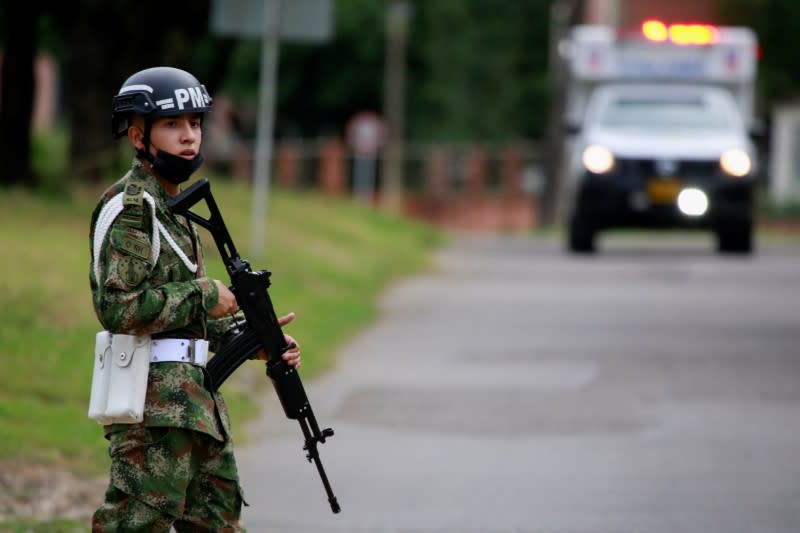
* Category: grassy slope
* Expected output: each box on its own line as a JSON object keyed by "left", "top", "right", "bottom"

{"left": 0, "top": 178, "right": 444, "bottom": 480}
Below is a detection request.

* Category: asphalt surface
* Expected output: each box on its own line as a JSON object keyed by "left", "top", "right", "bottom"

{"left": 238, "top": 233, "right": 800, "bottom": 533}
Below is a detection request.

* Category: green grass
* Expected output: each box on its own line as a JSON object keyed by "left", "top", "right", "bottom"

{"left": 0, "top": 519, "right": 88, "bottom": 533}
{"left": 0, "top": 177, "right": 444, "bottom": 482}
{"left": 3, "top": 129, "right": 444, "bottom": 529}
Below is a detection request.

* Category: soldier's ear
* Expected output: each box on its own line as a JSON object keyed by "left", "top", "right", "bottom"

{"left": 128, "top": 126, "right": 145, "bottom": 151}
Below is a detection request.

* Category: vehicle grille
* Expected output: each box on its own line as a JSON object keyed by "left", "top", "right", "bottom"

{"left": 614, "top": 158, "right": 720, "bottom": 180}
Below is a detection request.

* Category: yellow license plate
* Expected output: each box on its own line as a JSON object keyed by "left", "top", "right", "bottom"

{"left": 647, "top": 179, "right": 681, "bottom": 204}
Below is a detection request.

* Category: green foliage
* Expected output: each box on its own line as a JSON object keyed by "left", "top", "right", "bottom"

{"left": 7, "top": 1, "right": 555, "bottom": 190}
{"left": 758, "top": 192, "right": 800, "bottom": 217}
{"left": 223, "top": 0, "right": 388, "bottom": 137}
{"left": 218, "top": 0, "right": 551, "bottom": 140}
{"left": 0, "top": 175, "right": 444, "bottom": 480}
{"left": 716, "top": 0, "right": 800, "bottom": 105}
{"left": 223, "top": 40, "right": 263, "bottom": 104}
{"left": 409, "top": 1, "right": 551, "bottom": 140}
{"left": 31, "top": 126, "right": 69, "bottom": 193}
{"left": 19, "top": 0, "right": 800, "bottom": 189}
{"left": 38, "top": 13, "right": 66, "bottom": 59}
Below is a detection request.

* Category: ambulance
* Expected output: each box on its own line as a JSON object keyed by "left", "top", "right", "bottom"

{"left": 563, "top": 20, "right": 759, "bottom": 253}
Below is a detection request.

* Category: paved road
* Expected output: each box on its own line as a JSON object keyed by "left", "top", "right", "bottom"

{"left": 238, "top": 233, "right": 800, "bottom": 533}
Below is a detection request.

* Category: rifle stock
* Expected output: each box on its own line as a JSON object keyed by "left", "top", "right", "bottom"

{"left": 168, "top": 179, "right": 341, "bottom": 514}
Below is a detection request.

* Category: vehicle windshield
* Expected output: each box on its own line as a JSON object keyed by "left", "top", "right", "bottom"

{"left": 598, "top": 95, "right": 734, "bottom": 132}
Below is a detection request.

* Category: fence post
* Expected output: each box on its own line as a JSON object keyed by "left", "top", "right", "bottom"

{"left": 318, "top": 138, "right": 347, "bottom": 195}
{"left": 427, "top": 146, "right": 449, "bottom": 199}
{"left": 501, "top": 145, "right": 522, "bottom": 198}
{"left": 275, "top": 140, "right": 300, "bottom": 189}
{"left": 464, "top": 146, "right": 488, "bottom": 198}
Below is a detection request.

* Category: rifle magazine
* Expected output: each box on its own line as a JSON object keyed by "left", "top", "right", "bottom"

{"left": 206, "top": 328, "right": 260, "bottom": 391}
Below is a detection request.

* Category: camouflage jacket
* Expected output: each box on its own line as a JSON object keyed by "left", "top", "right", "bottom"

{"left": 90, "top": 159, "right": 235, "bottom": 442}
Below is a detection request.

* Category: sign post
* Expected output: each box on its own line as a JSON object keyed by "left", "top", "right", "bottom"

{"left": 211, "top": 0, "right": 333, "bottom": 257}
{"left": 249, "top": 0, "right": 282, "bottom": 257}
{"left": 381, "top": 0, "right": 410, "bottom": 214}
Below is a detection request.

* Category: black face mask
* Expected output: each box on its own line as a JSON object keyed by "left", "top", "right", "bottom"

{"left": 150, "top": 150, "right": 204, "bottom": 185}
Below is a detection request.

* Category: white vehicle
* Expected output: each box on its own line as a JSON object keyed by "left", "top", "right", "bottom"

{"left": 563, "top": 21, "right": 759, "bottom": 253}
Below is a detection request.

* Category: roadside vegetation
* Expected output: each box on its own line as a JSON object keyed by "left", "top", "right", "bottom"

{"left": 0, "top": 142, "right": 444, "bottom": 529}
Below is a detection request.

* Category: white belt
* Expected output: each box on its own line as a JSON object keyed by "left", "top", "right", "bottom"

{"left": 150, "top": 338, "right": 209, "bottom": 367}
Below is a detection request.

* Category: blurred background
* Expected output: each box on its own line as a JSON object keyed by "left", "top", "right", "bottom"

{"left": 2, "top": 0, "right": 800, "bottom": 529}
{"left": 3, "top": 0, "right": 800, "bottom": 233}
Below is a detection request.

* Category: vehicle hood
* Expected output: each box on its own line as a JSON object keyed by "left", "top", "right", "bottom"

{"left": 583, "top": 127, "right": 753, "bottom": 160}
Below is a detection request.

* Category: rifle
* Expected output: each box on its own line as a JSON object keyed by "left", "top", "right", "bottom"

{"left": 168, "top": 178, "right": 341, "bottom": 514}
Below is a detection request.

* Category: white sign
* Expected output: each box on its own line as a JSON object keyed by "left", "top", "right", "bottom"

{"left": 211, "top": 0, "right": 333, "bottom": 42}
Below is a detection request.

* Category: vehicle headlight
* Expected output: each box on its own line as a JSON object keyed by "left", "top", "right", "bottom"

{"left": 677, "top": 188, "right": 709, "bottom": 216}
{"left": 720, "top": 149, "right": 752, "bottom": 177}
{"left": 581, "top": 145, "right": 615, "bottom": 174}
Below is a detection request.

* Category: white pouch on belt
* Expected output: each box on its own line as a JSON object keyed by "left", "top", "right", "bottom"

{"left": 88, "top": 331, "right": 151, "bottom": 425}
{"left": 88, "top": 331, "right": 113, "bottom": 424}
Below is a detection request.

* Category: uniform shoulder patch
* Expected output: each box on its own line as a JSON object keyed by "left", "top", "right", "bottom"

{"left": 118, "top": 256, "right": 149, "bottom": 286}
{"left": 123, "top": 183, "right": 144, "bottom": 207}
{"left": 121, "top": 182, "right": 147, "bottom": 228}
{"left": 110, "top": 227, "right": 152, "bottom": 261}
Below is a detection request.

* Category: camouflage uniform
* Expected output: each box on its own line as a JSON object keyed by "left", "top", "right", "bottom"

{"left": 90, "top": 159, "right": 247, "bottom": 532}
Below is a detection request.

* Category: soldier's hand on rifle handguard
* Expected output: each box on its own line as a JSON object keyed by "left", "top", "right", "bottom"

{"left": 253, "top": 312, "right": 302, "bottom": 369}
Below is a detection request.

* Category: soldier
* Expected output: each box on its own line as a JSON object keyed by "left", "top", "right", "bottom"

{"left": 89, "top": 66, "right": 301, "bottom": 532}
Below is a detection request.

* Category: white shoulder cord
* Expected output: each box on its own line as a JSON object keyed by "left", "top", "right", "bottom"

{"left": 92, "top": 191, "right": 198, "bottom": 283}
{"left": 146, "top": 192, "right": 200, "bottom": 274}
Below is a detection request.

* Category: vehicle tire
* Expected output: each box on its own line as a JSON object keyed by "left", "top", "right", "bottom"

{"left": 716, "top": 220, "right": 753, "bottom": 254}
{"left": 568, "top": 214, "right": 596, "bottom": 253}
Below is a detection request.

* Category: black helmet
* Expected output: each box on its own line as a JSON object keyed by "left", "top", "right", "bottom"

{"left": 111, "top": 66, "right": 213, "bottom": 139}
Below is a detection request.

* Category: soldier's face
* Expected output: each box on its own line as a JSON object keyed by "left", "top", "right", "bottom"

{"left": 148, "top": 114, "right": 203, "bottom": 159}
{"left": 128, "top": 114, "right": 203, "bottom": 159}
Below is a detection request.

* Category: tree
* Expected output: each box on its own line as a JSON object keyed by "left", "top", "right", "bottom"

{"left": 406, "top": 1, "right": 551, "bottom": 141}
{"left": 225, "top": 0, "right": 553, "bottom": 142}
{"left": 219, "top": 0, "right": 395, "bottom": 139}
{"left": 716, "top": 0, "right": 800, "bottom": 110}
{"left": 0, "top": 2, "right": 37, "bottom": 187}
{"left": 58, "top": 0, "right": 215, "bottom": 182}
{"left": 2, "top": 0, "right": 557, "bottom": 187}
{"left": 0, "top": 0, "right": 229, "bottom": 186}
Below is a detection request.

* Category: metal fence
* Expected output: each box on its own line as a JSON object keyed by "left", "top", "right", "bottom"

{"left": 203, "top": 135, "right": 547, "bottom": 231}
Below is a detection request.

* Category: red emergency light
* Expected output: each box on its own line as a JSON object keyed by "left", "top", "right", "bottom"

{"left": 641, "top": 20, "right": 719, "bottom": 46}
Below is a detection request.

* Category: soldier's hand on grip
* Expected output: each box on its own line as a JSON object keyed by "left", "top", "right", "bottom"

{"left": 208, "top": 280, "right": 238, "bottom": 317}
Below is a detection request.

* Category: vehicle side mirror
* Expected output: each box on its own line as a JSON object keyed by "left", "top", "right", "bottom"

{"left": 565, "top": 121, "right": 581, "bottom": 135}
{"left": 748, "top": 119, "right": 769, "bottom": 149}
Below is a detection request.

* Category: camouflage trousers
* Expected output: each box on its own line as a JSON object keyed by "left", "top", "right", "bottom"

{"left": 92, "top": 426, "right": 246, "bottom": 532}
